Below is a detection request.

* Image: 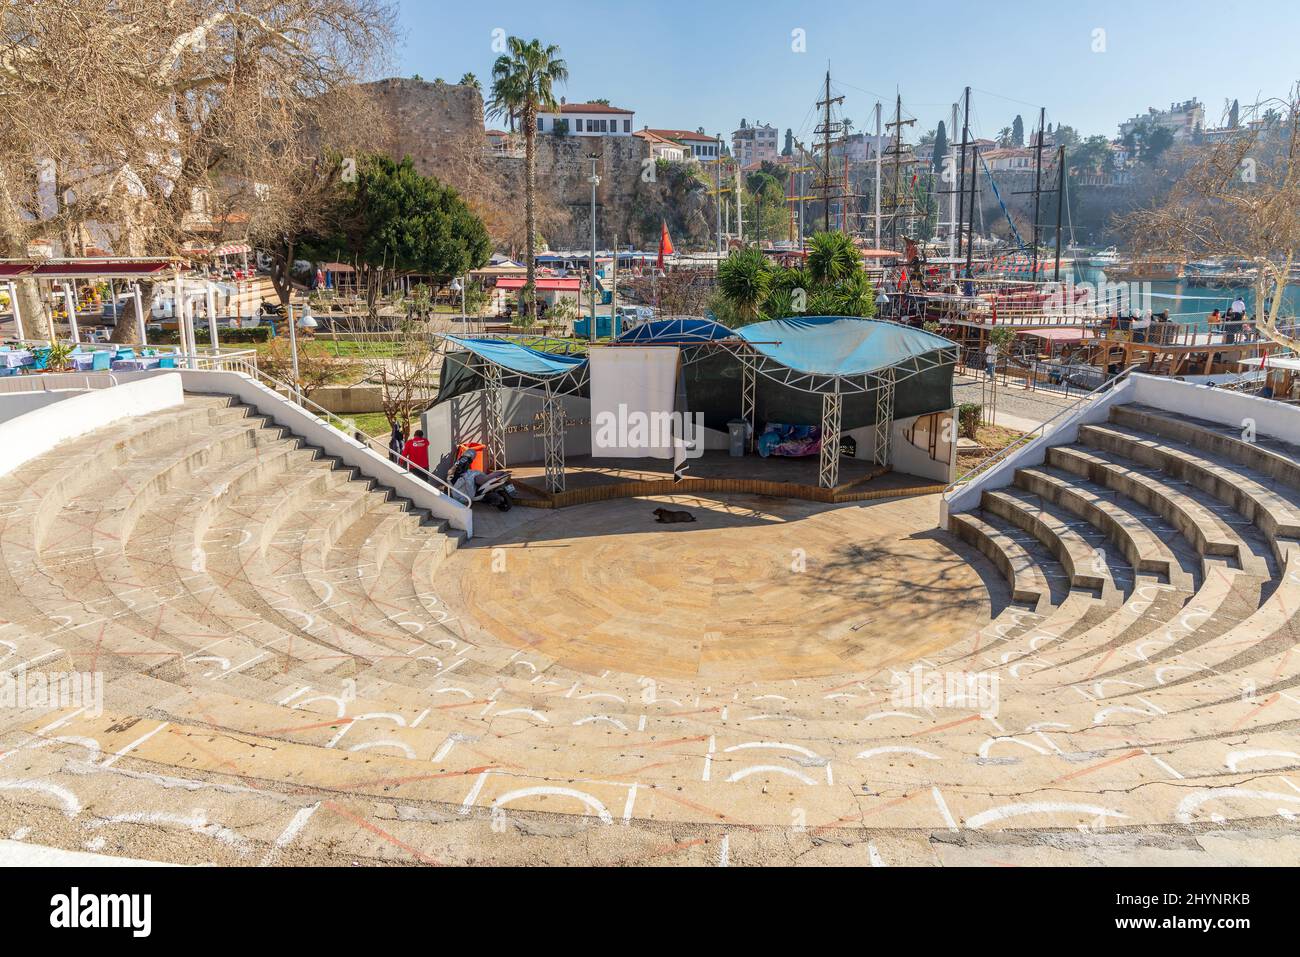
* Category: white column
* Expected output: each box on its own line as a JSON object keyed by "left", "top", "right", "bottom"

{"left": 7, "top": 282, "right": 23, "bottom": 340}
{"left": 62, "top": 282, "right": 79, "bottom": 344}
{"left": 286, "top": 301, "right": 300, "bottom": 385}
{"left": 185, "top": 298, "right": 198, "bottom": 369}
{"left": 205, "top": 281, "right": 219, "bottom": 353}
{"left": 174, "top": 268, "right": 187, "bottom": 359}
{"left": 133, "top": 284, "right": 146, "bottom": 345}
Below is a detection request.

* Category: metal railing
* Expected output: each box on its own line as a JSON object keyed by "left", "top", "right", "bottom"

{"left": 944, "top": 363, "right": 1142, "bottom": 498}
{"left": 210, "top": 360, "right": 473, "bottom": 509}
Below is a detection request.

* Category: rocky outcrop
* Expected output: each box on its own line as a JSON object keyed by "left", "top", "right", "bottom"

{"left": 364, "top": 78, "right": 715, "bottom": 251}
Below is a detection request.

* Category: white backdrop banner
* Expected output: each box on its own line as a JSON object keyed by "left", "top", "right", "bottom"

{"left": 589, "top": 346, "right": 681, "bottom": 459}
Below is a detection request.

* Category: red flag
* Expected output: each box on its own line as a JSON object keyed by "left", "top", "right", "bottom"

{"left": 657, "top": 221, "right": 674, "bottom": 270}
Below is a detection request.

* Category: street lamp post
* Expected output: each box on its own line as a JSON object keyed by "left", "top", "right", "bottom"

{"left": 588, "top": 154, "right": 600, "bottom": 342}
{"left": 450, "top": 277, "right": 465, "bottom": 330}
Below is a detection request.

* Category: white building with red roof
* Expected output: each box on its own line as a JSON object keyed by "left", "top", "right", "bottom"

{"left": 641, "top": 128, "right": 721, "bottom": 162}
{"left": 536, "top": 100, "right": 635, "bottom": 137}
{"left": 633, "top": 129, "right": 686, "bottom": 162}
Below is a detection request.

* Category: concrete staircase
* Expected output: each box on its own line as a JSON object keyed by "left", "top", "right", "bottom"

{"left": 2, "top": 393, "right": 1299, "bottom": 866}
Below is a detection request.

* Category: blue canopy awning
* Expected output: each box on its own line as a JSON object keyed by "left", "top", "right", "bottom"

{"left": 735, "top": 317, "right": 954, "bottom": 377}
{"left": 614, "top": 318, "right": 736, "bottom": 345}
{"left": 443, "top": 336, "right": 588, "bottom": 378}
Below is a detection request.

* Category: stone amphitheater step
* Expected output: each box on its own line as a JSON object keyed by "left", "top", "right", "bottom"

{"left": 1046, "top": 445, "right": 1273, "bottom": 578}
{"left": 948, "top": 513, "right": 1053, "bottom": 612}
{"left": 7, "top": 389, "right": 1300, "bottom": 864}
{"left": 1013, "top": 465, "right": 1198, "bottom": 591}
{"left": 0, "top": 410, "right": 298, "bottom": 683}
{"left": 1005, "top": 569, "right": 1249, "bottom": 687}
{"left": 980, "top": 487, "right": 1129, "bottom": 601}
{"left": 1078, "top": 420, "right": 1300, "bottom": 564}
{"left": 6, "top": 721, "right": 1297, "bottom": 866}
{"left": 1113, "top": 403, "right": 1300, "bottom": 492}
{"left": 15, "top": 686, "right": 1300, "bottom": 841}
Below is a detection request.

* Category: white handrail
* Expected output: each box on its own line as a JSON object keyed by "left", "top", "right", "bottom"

{"left": 944, "top": 363, "right": 1142, "bottom": 498}
{"left": 221, "top": 360, "right": 473, "bottom": 509}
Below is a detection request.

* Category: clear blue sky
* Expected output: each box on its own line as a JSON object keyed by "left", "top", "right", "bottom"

{"left": 394, "top": 1, "right": 1300, "bottom": 143}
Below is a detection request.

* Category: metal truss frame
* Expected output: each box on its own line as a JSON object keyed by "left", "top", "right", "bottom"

{"left": 541, "top": 382, "right": 566, "bottom": 493}
{"left": 819, "top": 390, "right": 843, "bottom": 489}
{"left": 483, "top": 362, "right": 506, "bottom": 470}
{"left": 740, "top": 363, "right": 756, "bottom": 453}
{"left": 870, "top": 367, "right": 896, "bottom": 467}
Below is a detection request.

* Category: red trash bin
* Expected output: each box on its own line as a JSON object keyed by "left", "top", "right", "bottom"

{"left": 457, "top": 442, "right": 486, "bottom": 472}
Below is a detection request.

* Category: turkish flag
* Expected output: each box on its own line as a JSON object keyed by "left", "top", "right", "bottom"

{"left": 657, "top": 221, "right": 674, "bottom": 270}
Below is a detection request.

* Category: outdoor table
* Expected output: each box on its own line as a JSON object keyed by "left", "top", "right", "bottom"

{"left": 69, "top": 353, "right": 97, "bottom": 371}
{"left": 0, "top": 350, "right": 32, "bottom": 369}
{"left": 111, "top": 356, "right": 164, "bottom": 371}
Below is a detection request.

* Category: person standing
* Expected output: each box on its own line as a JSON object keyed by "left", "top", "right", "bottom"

{"left": 1225, "top": 296, "right": 1247, "bottom": 344}
{"left": 1131, "top": 309, "right": 1152, "bottom": 344}
{"left": 388, "top": 422, "right": 405, "bottom": 464}
{"left": 984, "top": 339, "right": 998, "bottom": 380}
{"left": 401, "top": 429, "right": 431, "bottom": 481}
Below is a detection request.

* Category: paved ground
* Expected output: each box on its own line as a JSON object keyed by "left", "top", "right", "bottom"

{"left": 447, "top": 493, "right": 996, "bottom": 683}
{"left": 954, "top": 373, "right": 1084, "bottom": 430}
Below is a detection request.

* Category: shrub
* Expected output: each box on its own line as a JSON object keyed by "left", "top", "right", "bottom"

{"left": 154, "top": 326, "right": 272, "bottom": 345}
{"left": 958, "top": 403, "right": 982, "bottom": 440}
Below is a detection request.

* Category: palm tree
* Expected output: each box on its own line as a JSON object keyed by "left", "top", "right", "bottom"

{"left": 459, "top": 72, "right": 481, "bottom": 93}
{"left": 487, "top": 37, "right": 568, "bottom": 321}
{"left": 806, "top": 231, "right": 861, "bottom": 286}
{"left": 716, "top": 247, "right": 772, "bottom": 324}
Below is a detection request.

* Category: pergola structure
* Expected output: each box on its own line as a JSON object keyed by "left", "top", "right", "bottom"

{"left": 0, "top": 256, "right": 195, "bottom": 357}
{"left": 730, "top": 317, "right": 957, "bottom": 488}
{"left": 436, "top": 334, "right": 588, "bottom": 493}
{"left": 434, "top": 317, "right": 957, "bottom": 492}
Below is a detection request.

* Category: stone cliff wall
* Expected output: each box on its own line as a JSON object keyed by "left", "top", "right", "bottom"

{"left": 364, "top": 78, "right": 714, "bottom": 251}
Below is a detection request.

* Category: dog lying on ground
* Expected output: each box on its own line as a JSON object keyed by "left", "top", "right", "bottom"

{"left": 652, "top": 507, "right": 696, "bottom": 524}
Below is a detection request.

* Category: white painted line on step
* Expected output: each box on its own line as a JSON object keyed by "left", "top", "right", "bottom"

{"left": 101, "top": 722, "right": 169, "bottom": 768}
{"left": 260, "top": 803, "right": 321, "bottom": 865}
{"left": 932, "top": 787, "right": 960, "bottom": 832}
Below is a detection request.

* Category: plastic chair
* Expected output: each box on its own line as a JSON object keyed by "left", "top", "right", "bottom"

{"left": 91, "top": 351, "right": 112, "bottom": 371}
{"left": 115, "top": 348, "right": 136, "bottom": 360}
{"left": 0, "top": 367, "right": 17, "bottom": 377}
{"left": 29, "top": 348, "right": 51, "bottom": 371}
{"left": 158, "top": 356, "right": 176, "bottom": 369}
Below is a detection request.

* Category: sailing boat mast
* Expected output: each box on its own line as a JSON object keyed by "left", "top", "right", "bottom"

{"left": 874, "top": 102, "right": 882, "bottom": 249}
{"left": 1054, "top": 144, "right": 1065, "bottom": 281}
{"left": 815, "top": 70, "right": 844, "bottom": 232}
{"left": 956, "top": 86, "right": 971, "bottom": 261}
{"left": 947, "top": 102, "right": 958, "bottom": 263}
{"left": 1031, "top": 106, "right": 1045, "bottom": 276}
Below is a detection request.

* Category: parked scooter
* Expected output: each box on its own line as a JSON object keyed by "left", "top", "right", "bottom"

{"left": 447, "top": 448, "right": 516, "bottom": 511}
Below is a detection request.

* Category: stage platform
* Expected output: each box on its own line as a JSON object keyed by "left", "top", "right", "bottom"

{"left": 508, "top": 450, "right": 946, "bottom": 508}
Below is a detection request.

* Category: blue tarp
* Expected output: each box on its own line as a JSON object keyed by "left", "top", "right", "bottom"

{"left": 735, "top": 316, "right": 953, "bottom": 377}
{"left": 615, "top": 318, "right": 736, "bottom": 345}
{"left": 443, "top": 336, "right": 587, "bottom": 379}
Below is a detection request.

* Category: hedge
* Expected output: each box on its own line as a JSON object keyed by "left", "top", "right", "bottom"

{"left": 153, "top": 326, "right": 272, "bottom": 345}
